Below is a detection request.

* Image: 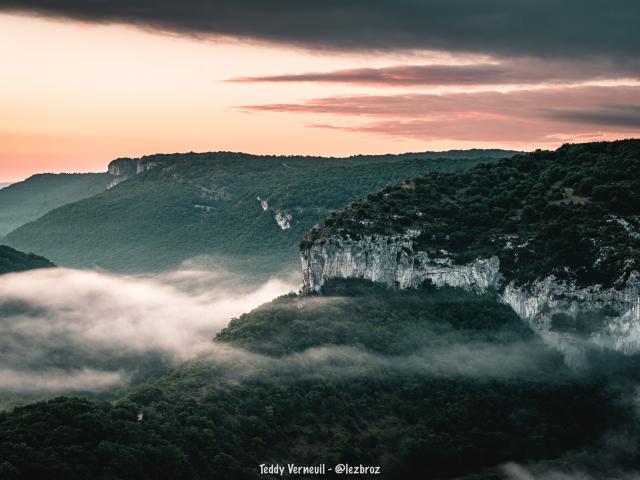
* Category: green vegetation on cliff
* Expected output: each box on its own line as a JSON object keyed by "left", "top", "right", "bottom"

{"left": 0, "top": 245, "right": 54, "bottom": 274}
{"left": 217, "top": 279, "right": 534, "bottom": 356}
{"left": 4, "top": 150, "right": 515, "bottom": 275}
{"left": 305, "top": 140, "right": 640, "bottom": 287}
{"left": 0, "top": 280, "right": 620, "bottom": 479}
{"left": 6, "top": 142, "right": 640, "bottom": 479}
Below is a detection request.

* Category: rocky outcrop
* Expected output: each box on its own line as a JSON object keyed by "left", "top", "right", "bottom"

{"left": 107, "top": 158, "right": 138, "bottom": 177}
{"left": 275, "top": 210, "right": 292, "bottom": 230}
{"left": 301, "top": 233, "right": 640, "bottom": 361}
{"left": 107, "top": 158, "right": 160, "bottom": 188}
{"left": 257, "top": 197, "right": 269, "bottom": 211}
{"left": 107, "top": 158, "right": 138, "bottom": 188}
{"left": 501, "top": 273, "right": 640, "bottom": 364}
{"left": 302, "top": 233, "right": 500, "bottom": 292}
{"left": 256, "top": 196, "right": 293, "bottom": 230}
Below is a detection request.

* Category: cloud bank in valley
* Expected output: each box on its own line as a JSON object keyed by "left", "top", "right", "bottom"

{"left": 0, "top": 265, "right": 555, "bottom": 395}
{"left": 0, "top": 368, "right": 126, "bottom": 393}
{"left": 195, "top": 341, "right": 558, "bottom": 385}
{"left": 0, "top": 267, "right": 296, "bottom": 393}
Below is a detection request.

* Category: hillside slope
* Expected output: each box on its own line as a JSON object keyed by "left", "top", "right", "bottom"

{"left": 3, "top": 142, "right": 640, "bottom": 479}
{"left": 0, "top": 245, "right": 54, "bottom": 274}
{"left": 300, "top": 139, "right": 640, "bottom": 362}
{"left": 4, "top": 150, "right": 516, "bottom": 275}
{"left": 0, "top": 173, "right": 111, "bottom": 237}
{"left": 0, "top": 279, "right": 618, "bottom": 480}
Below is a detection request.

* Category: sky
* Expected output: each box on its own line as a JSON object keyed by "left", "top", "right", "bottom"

{"left": 1, "top": 1, "right": 639, "bottom": 182}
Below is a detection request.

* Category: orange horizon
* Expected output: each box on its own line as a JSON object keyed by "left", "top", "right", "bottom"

{"left": 2, "top": 13, "right": 639, "bottom": 183}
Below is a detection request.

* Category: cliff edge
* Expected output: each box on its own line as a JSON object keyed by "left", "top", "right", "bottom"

{"left": 300, "top": 140, "right": 640, "bottom": 362}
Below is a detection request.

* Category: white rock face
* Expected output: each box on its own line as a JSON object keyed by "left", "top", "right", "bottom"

{"left": 107, "top": 159, "right": 137, "bottom": 189}
{"left": 106, "top": 158, "right": 159, "bottom": 189}
{"left": 107, "top": 159, "right": 136, "bottom": 177}
{"left": 500, "top": 273, "right": 640, "bottom": 364}
{"left": 136, "top": 160, "right": 157, "bottom": 174}
{"left": 256, "top": 197, "right": 293, "bottom": 230}
{"left": 609, "top": 214, "right": 640, "bottom": 240}
{"left": 257, "top": 197, "right": 269, "bottom": 211}
{"left": 301, "top": 233, "right": 501, "bottom": 292}
{"left": 106, "top": 177, "right": 126, "bottom": 189}
{"left": 301, "top": 233, "right": 640, "bottom": 360}
{"left": 275, "top": 210, "right": 292, "bottom": 230}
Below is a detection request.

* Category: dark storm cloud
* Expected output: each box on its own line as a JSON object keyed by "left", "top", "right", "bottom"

{"left": 543, "top": 105, "right": 640, "bottom": 129}
{"left": 229, "top": 60, "right": 640, "bottom": 87}
{"left": 1, "top": 0, "right": 639, "bottom": 62}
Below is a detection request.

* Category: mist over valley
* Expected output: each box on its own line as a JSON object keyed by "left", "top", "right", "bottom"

{"left": 2, "top": 2, "right": 640, "bottom": 476}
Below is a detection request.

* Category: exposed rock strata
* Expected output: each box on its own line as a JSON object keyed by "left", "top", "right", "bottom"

{"left": 301, "top": 233, "right": 640, "bottom": 361}
{"left": 107, "top": 158, "right": 159, "bottom": 188}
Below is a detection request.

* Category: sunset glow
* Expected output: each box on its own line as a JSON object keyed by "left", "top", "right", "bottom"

{"left": 2, "top": 10, "right": 639, "bottom": 181}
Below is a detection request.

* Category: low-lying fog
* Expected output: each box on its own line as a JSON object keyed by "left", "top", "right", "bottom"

{"left": 0, "top": 266, "right": 297, "bottom": 394}
{"left": 0, "top": 264, "right": 557, "bottom": 397}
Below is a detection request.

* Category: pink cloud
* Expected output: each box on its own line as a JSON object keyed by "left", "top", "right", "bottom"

{"left": 240, "top": 85, "right": 640, "bottom": 143}
{"left": 229, "top": 59, "right": 639, "bottom": 87}
{"left": 311, "top": 119, "right": 623, "bottom": 144}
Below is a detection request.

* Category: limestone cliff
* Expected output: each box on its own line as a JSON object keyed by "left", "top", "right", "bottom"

{"left": 301, "top": 232, "right": 500, "bottom": 292}
{"left": 107, "top": 158, "right": 160, "bottom": 188}
{"left": 298, "top": 140, "right": 640, "bottom": 362}
{"left": 301, "top": 232, "right": 640, "bottom": 362}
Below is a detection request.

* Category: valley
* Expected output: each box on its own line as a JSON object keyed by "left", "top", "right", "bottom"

{"left": 0, "top": 173, "right": 112, "bottom": 237}
{"left": 1, "top": 140, "right": 640, "bottom": 479}
{"left": 2, "top": 150, "right": 515, "bottom": 276}
{"left": 3, "top": 2, "right": 638, "bottom": 477}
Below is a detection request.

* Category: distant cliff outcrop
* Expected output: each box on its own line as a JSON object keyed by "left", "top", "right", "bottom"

{"left": 7, "top": 149, "right": 513, "bottom": 274}
{"left": 107, "top": 157, "right": 159, "bottom": 188}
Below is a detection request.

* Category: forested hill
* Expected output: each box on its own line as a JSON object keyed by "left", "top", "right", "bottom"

{"left": 0, "top": 279, "right": 619, "bottom": 479}
{"left": 0, "top": 245, "right": 54, "bottom": 275}
{"left": 4, "top": 149, "right": 516, "bottom": 275}
{"left": 0, "top": 173, "right": 111, "bottom": 237}
{"left": 303, "top": 139, "right": 640, "bottom": 289}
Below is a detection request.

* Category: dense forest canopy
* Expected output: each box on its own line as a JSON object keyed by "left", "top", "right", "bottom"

{"left": 4, "top": 150, "right": 515, "bottom": 276}
{"left": 0, "top": 279, "right": 631, "bottom": 479}
{"left": 0, "top": 245, "right": 54, "bottom": 275}
{"left": 3, "top": 141, "right": 640, "bottom": 478}
{"left": 305, "top": 140, "right": 640, "bottom": 287}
